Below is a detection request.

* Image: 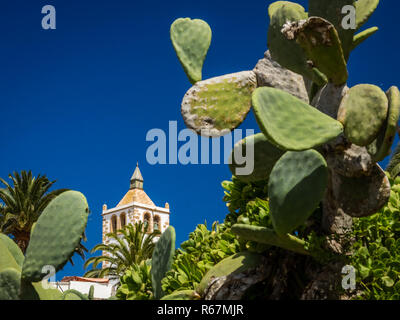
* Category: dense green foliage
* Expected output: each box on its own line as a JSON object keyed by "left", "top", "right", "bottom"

{"left": 116, "top": 260, "right": 153, "bottom": 300}
{"left": 0, "top": 171, "right": 87, "bottom": 265}
{"left": 84, "top": 221, "right": 160, "bottom": 278}
{"left": 0, "top": 171, "right": 68, "bottom": 252}
{"left": 161, "top": 222, "right": 240, "bottom": 295}
{"left": 351, "top": 173, "right": 400, "bottom": 299}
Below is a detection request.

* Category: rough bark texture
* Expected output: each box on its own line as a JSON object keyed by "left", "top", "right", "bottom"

{"left": 204, "top": 257, "right": 270, "bottom": 300}
{"left": 13, "top": 230, "right": 30, "bottom": 254}
{"left": 301, "top": 261, "right": 344, "bottom": 300}
{"left": 312, "top": 83, "right": 349, "bottom": 119}
{"left": 253, "top": 51, "right": 309, "bottom": 102}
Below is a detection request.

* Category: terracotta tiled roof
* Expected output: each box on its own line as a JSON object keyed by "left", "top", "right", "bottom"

{"left": 117, "top": 188, "right": 155, "bottom": 207}
{"left": 60, "top": 276, "right": 109, "bottom": 284}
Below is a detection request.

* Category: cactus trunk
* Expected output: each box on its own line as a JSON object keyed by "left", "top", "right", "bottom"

{"left": 13, "top": 230, "right": 30, "bottom": 254}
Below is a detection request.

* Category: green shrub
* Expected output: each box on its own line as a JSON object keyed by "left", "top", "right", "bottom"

{"left": 116, "top": 260, "right": 153, "bottom": 300}
{"left": 351, "top": 174, "right": 400, "bottom": 299}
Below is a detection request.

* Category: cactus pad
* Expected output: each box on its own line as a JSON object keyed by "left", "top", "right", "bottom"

{"left": 20, "top": 280, "right": 63, "bottom": 300}
{"left": 22, "top": 191, "right": 89, "bottom": 282}
{"left": 0, "top": 268, "right": 21, "bottom": 300}
{"left": 61, "top": 289, "right": 88, "bottom": 300}
{"left": 387, "top": 144, "right": 400, "bottom": 178}
{"left": 268, "top": 150, "right": 328, "bottom": 235}
{"left": 355, "top": 0, "right": 380, "bottom": 30}
{"left": 197, "top": 252, "right": 263, "bottom": 296}
{"left": 368, "top": 86, "right": 400, "bottom": 162}
{"left": 0, "top": 234, "right": 24, "bottom": 268}
{"left": 352, "top": 27, "right": 379, "bottom": 50}
{"left": 267, "top": 2, "right": 312, "bottom": 79}
{"left": 229, "top": 133, "right": 284, "bottom": 182}
{"left": 151, "top": 226, "right": 176, "bottom": 299}
{"left": 0, "top": 241, "right": 21, "bottom": 272}
{"left": 252, "top": 87, "right": 343, "bottom": 151}
{"left": 181, "top": 71, "right": 257, "bottom": 137}
{"left": 63, "top": 292, "right": 84, "bottom": 300}
{"left": 88, "top": 285, "right": 95, "bottom": 300}
{"left": 231, "top": 224, "right": 309, "bottom": 255}
{"left": 308, "top": 0, "right": 355, "bottom": 60}
{"left": 284, "top": 17, "right": 348, "bottom": 85}
{"left": 338, "top": 84, "right": 388, "bottom": 146}
{"left": 170, "top": 18, "right": 211, "bottom": 84}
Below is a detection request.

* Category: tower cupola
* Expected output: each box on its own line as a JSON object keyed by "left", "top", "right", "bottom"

{"left": 130, "top": 162, "right": 144, "bottom": 190}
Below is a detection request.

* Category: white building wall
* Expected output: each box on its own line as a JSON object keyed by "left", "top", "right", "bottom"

{"left": 50, "top": 280, "right": 119, "bottom": 299}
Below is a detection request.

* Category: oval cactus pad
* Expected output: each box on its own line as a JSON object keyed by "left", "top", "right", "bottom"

{"left": 229, "top": 133, "right": 284, "bottom": 182}
{"left": 308, "top": 0, "right": 355, "bottom": 61}
{"left": 368, "top": 86, "right": 400, "bottom": 162}
{"left": 268, "top": 150, "right": 328, "bottom": 236}
{"left": 182, "top": 71, "right": 257, "bottom": 137}
{"left": 290, "top": 17, "right": 348, "bottom": 85}
{"left": 21, "top": 191, "right": 89, "bottom": 282}
{"left": 252, "top": 87, "right": 343, "bottom": 151}
{"left": 151, "top": 226, "right": 176, "bottom": 299}
{"left": 0, "top": 234, "right": 24, "bottom": 268}
{"left": 170, "top": 18, "right": 211, "bottom": 84}
{"left": 267, "top": 2, "right": 312, "bottom": 79}
{"left": 0, "top": 268, "right": 21, "bottom": 300}
{"left": 355, "top": 0, "right": 380, "bottom": 30}
{"left": 338, "top": 84, "right": 388, "bottom": 146}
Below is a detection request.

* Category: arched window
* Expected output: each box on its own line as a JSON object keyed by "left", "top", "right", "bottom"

{"left": 120, "top": 213, "right": 126, "bottom": 229}
{"left": 154, "top": 215, "right": 160, "bottom": 231}
{"left": 111, "top": 215, "right": 117, "bottom": 233}
{"left": 143, "top": 212, "right": 151, "bottom": 232}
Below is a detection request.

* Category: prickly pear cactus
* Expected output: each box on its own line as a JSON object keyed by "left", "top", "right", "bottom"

{"left": 181, "top": 71, "right": 257, "bottom": 137}
{"left": 170, "top": 18, "right": 211, "bottom": 84}
{"left": 229, "top": 133, "right": 284, "bottom": 183}
{"left": 267, "top": 1, "right": 312, "bottom": 79}
{"left": 355, "top": 0, "right": 380, "bottom": 30}
{"left": 0, "top": 190, "right": 89, "bottom": 300}
{"left": 367, "top": 86, "right": 400, "bottom": 162}
{"left": 88, "top": 285, "right": 95, "bottom": 300}
{"left": 61, "top": 289, "right": 89, "bottom": 300}
{"left": 268, "top": 150, "right": 328, "bottom": 236}
{"left": 252, "top": 87, "right": 343, "bottom": 151}
{"left": 0, "top": 234, "right": 24, "bottom": 268}
{"left": 170, "top": 0, "right": 397, "bottom": 300}
{"left": 284, "top": 17, "right": 349, "bottom": 85}
{"left": 0, "top": 239, "right": 22, "bottom": 272}
{"left": 308, "top": 0, "right": 355, "bottom": 61}
{"left": 338, "top": 84, "right": 388, "bottom": 146}
{"left": 22, "top": 191, "right": 89, "bottom": 282}
{"left": 151, "top": 226, "right": 176, "bottom": 299}
{"left": 0, "top": 268, "right": 21, "bottom": 300}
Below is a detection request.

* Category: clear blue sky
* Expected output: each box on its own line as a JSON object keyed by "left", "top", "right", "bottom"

{"left": 0, "top": 0, "right": 398, "bottom": 280}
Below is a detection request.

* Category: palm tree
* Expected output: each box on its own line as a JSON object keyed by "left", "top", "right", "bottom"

{"left": 0, "top": 170, "right": 68, "bottom": 253}
{"left": 84, "top": 221, "right": 161, "bottom": 278}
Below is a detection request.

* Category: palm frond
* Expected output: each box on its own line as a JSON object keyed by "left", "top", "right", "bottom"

{"left": 84, "top": 221, "right": 161, "bottom": 278}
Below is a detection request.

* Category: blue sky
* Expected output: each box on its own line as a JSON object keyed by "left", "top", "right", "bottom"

{"left": 0, "top": 0, "right": 398, "bottom": 279}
